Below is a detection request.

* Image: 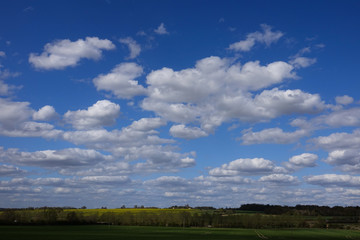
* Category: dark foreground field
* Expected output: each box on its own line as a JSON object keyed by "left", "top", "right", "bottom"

{"left": 1, "top": 225, "right": 360, "bottom": 240}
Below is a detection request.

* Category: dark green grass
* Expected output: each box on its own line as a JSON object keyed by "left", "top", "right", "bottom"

{"left": 1, "top": 225, "right": 360, "bottom": 240}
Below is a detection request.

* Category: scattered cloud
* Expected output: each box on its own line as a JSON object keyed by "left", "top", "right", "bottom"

{"left": 0, "top": 164, "right": 27, "bottom": 177}
{"left": 209, "top": 158, "right": 287, "bottom": 176}
{"left": 119, "top": 37, "right": 141, "bottom": 59}
{"left": 241, "top": 127, "right": 309, "bottom": 145}
{"left": 306, "top": 174, "right": 360, "bottom": 188}
{"left": 154, "top": 23, "right": 169, "bottom": 35}
{"left": 33, "top": 105, "right": 58, "bottom": 121}
{"left": 283, "top": 153, "right": 318, "bottom": 171}
{"left": 228, "top": 24, "right": 283, "bottom": 52}
{"left": 170, "top": 124, "right": 208, "bottom": 139}
{"left": 0, "top": 51, "right": 5, "bottom": 57}
{"left": 259, "top": 174, "right": 299, "bottom": 185}
{"left": 0, "top": 147, "right": 112, "bottom": 169}
{"left": 64, "top": 100, "right": 120, "bottom": 130}
{"left": 335, "top": 95, "right": 354, "bottom": 105}
{"left": 29, "top": 37, "right": 115, "bottom": 70}
{"left": 23, "top": 6, "right": 34, "bottom": 12}
{"left": 93, "top": 62, "right": 146, "bottom": 99}
{"left": 142, "top": 56, "right": 324, "bottom": 135}
{"left": 290, "top": 57, "right": 317, "bottom": 68}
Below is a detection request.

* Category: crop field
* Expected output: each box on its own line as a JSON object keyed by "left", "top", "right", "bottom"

{"left": 1, "top": 225, "right": 360, "bottom": 240}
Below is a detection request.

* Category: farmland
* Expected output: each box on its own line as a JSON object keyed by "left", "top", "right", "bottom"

{"left": 1, "top": 206, "right": 360, "bottom": 229}
{"left": 1, "top": 225, "right": 360, "bottom": 240}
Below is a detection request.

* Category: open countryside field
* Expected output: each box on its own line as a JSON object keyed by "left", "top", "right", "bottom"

{"left": 1, "top": 226, "right": 360, "bottom": 240}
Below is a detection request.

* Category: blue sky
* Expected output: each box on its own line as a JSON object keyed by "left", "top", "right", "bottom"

{"left": 1, "top": 0, "right": 360, "bottom": 208}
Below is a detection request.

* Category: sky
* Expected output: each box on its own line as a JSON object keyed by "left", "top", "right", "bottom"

{"left": 0, "top": 0, "right": 360, "bottom": 208}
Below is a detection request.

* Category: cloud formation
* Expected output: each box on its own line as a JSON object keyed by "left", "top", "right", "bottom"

{"left": 209, "top": 158, "right": 286, "bottom": 176}
{"left": 64, "top": 100, "right": 120, "bottom": 130}
{"left": 93, "top": 63, "right": 146, "bottom": 99}
{"left": 229, "top": 24, "right": 283, "bottom": 51}
{"left": 119, "top": 37, "right": 141, "bottom": 59}
{"left": 142, "top": 56, "right": 324, "bottom": 135}
{"left": 29, "top": 37, "right": 115, "bottom": 70}
{"left": 154, "top": 23, "right": 169, "bottom": 35}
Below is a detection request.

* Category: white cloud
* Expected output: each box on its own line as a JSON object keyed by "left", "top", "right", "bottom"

{"left": 284, "top": 153, "right": 317, "bottom": 171}
{"left": 119, "top": 37, "right": 141, "bottom": 59}
{"left": 312, "top": 129, "right": 360, "bottom": 151}
{"left": 93, "top": 62, "right": 146, "bottom": 99}
{"left": 0, "top": 121, "right": 62, "bottom": 138}
{"left": 209, "top": 158, "right": 286, "bottom": 176}
{"left": 79, "top": 176, "right": 130, "bottom": 185}
{"left": 0, "top": 51, "right": 5, "bottom": 57}
{"left": 154, "top": 23, "right": 169, "bottom": 35}
{"left": 259, "top": 174, "right": 299, "bottom": 185}
{"left": 335, "top": 95, "right": 354, "bottom": 105}
{"left": 0, "top": 164, "right": 27, "bottom": 176}
{"left": 228, "top": 24, "right": 283, "bottom": 52}
{"left": 289, "top": 47, "right": 317, "bottom": 69}
{"left": 290, "top": 57, "right": 317, "bottom": 68}
{"left": 143, "top": 56, "right": 323, "bottom": 133}
{"left": 241, "top": 127, "right": 309, "bottom": 145}
{"left": 306, "top": 174, "right": 360, "bottom": 187}
{"left": 170, "top": 124, "right": 208, "bottom": 139}
{"left": 64, "top": 100, "right": 120, "bottom": 130}
{"left": 311, "top": 129, "right": 360, "bottom": 173}
{"left": 0, "top": 147, "right": 112, "bottom": 168}
{"left": 0, "top": 98, "right": 33, "bottom": 130}
{"left": 62, "top": 117, "right": 195, "bottom": 174}
{"left": 325, "top": 149, "right": 360, "bottom": 166}
{"left": 128, "top": 117, "right": 166, "bottom": 132}
{"left": 323, "top": 108, "right": 360, "bottom": 127}
{"left": 29, "top": 37, "right": 115, "bottom": 70}
{"left": 289, "top": 153, "right": 318, "bottom": 167}
{"left": 0, "top": 68, "right": 21, "bottom": 96}
{"left": 33, "top": 105, "right": 58, "bottom": 121}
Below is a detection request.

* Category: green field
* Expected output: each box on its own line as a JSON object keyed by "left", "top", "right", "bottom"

{"left": 1, "top": 225, "right": 360, "bottom": 240}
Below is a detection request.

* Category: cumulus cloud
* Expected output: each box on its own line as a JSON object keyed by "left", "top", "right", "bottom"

{"left": 29, "top": 37, "right": 115, "bottom": 70}
{"left": 312, "top": 129, "right": 360, "bottom": 151}
{"left": 323, "top": 108, "right": 360, "bottom": 127}
{"left": 283, "top": 153, "right": 318, "bottom": 171}
{"left": 64, "top": 100, "right": 120, "bottom": 130}
{"left": 170, "top": 124, "right": 208, "bottom": 139}
{"left": 209, "top": 158, "right": 286, "bottom": 176}
{"left": 62, "top": 117, "right": 195, "bottom": 174}
{"left": 311, "top": 129, "right": 360, "bottom": 173}
{"left": 0, "top": 98, "right": 33, "bottom": 129}
{"left": 154, "top": 23, "right": 169, "bottom": 35}
{"left": 0, "top": 121, "right": 62, "bottom": 138}
{"left": 142, "top": 56, "right": 324, "bottom": 134}
{"left": 241, "top": 127, "right": 309, "bottom": 145}
{"left": 93, "top": 62, "right": 146, "bottom": 99}
{"left": 33, "top": 105, "right": 58, "bottom": 121}
{"left": 119, "top": 37, "right": 141, "bottom": 59}
{"left": 0, "top": 51, "right": 5, "bottom": 57}
{"left": 228, "top": 24, "right": 283, "bottom": 52}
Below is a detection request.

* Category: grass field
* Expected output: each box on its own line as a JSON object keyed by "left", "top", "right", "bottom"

{"left": 1, "top": 225, "right": 360, "bottom": 240}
